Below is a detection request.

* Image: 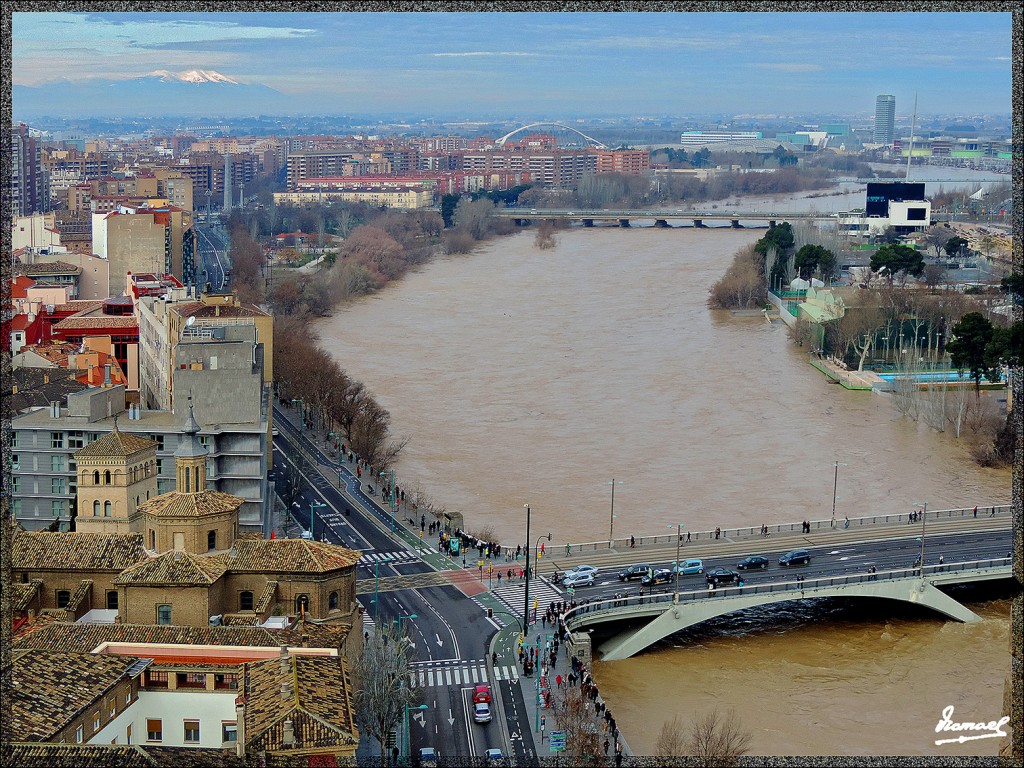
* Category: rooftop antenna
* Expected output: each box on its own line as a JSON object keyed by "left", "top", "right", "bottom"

{"left": 905, "top": 92, "right": 917, "bottom": 181}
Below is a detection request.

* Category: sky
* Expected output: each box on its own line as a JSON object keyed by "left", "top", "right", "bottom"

{"left": 11, "top": 10, "right": 1014, "bottom": 116}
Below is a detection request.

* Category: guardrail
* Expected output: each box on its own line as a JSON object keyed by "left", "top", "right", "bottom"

{"left": 556, "top": 504, "right": 1011, "bottom": 554}
{"left": 561, "top": 557, "right": 1013, "bottom": 629}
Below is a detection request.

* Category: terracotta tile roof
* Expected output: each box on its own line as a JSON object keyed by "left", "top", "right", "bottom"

{"left": 175, "top": 303, "right": 270, "bottom": 320}
{"left": 114, "top": 551, "right": 230, "bottom": 586}
{"left": 243, "top": 654, "right": 358, "bottom": 752}
{"left": 14, "top": 261, "right": 82, "bottom": 276}
{"left": 53, "top": 299, "right": 103, "bottom": 314}
{"left": 53, "top": 315, "right": 139, "bottom": 330}
{"left": 12, "top": 530, "right": 147, "bottom": 571}
{"left": 254, "top": 580, "right": 278, "bottom": 613}
{"left": 66, "top": 579, "right": 94, "bottom": 611}
{"left": 229, "top": 539, "right": 362, "bottom": 574}
{"left": 13, "top": 621, "right": 352, "bottom": 655}
{"left": 7, "top": 744, "right": 159, "bottom": 767}
{"left": 73, "top": 427, "right": 156, "bottom": 458}
{"left": 11, "top": 579, "right": 43, "bottom": 612}
{"left": 11, "top": 649, "right": 141, "bottom": 741}
{"left": 21, "top": 340, "right": 78, "bottom": 365}
{"left": 224, "top": 614, "right": 263, "bottom": 626}
{"left": 139, "top": 489, "right": 244, "bottom": 518}
{"left": 9, "top": 366, "right": 89, "bottom": 415}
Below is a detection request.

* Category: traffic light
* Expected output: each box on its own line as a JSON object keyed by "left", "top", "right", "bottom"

{"left": 547, "top": 533, "right": 552, "bottom": 541}
{"left": 487, "top": 608, "right": 493, "bottom": 619}
{"left": 541, "top": 715, "right": 546, "bottom": 729}
{"left": 386, "top": 731, "right": 397, "bottom": 749}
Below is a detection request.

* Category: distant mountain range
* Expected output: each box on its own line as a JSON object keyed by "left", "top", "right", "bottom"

{"left": 13, "top": 70, "right": 289, "bottom": 118}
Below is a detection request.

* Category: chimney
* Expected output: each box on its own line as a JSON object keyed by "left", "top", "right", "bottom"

{"left": 103, "top": 364, "right": 111, "bottom": 387}
{"left": 282, "top": 719, "right": 294, "bottom": 747}
{"left": 234, "top": 694, "right": 247, "bottom": 758}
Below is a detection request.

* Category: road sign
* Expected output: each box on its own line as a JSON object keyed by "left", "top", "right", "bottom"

{"left": 549, "top": 730, "right": 566, "bottom": 752}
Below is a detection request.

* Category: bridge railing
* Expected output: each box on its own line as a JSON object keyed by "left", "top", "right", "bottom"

{"left": 554, "top": 504, "right": 1011, "bottom": 555}
{"left": 561, "top": 557, "right": 1012, "bottom": 630}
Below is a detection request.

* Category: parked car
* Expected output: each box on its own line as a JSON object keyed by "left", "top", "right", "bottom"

{"left": 473, "top": 684, "right": 491, "bottom": 704}
{"left": 737, "top": 556, "right": 770, "bottom": 570}
{"left": 641, "top": 568, "right": 674, "bottom": 586}
{"left": 705, "top": 567, "right": 741, "bottom": 586}
{"left": 419, "top": 747, "right": 439, "bottom": 766}
{"left": 618, "top": 564, "right": 652, "bottom": 581}
{"left": 779, "top": 549, "right": 812, "bottom": 566}
{"left": 563, "top": 571, "right": 595, "bottom": 588}
{"left": 673, "top": 558, "right": 704, "bottom": 575}
{"left": 474, "top": 702, "right": 492, "bottom": 723}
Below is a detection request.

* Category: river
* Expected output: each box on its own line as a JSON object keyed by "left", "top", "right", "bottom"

{"left": 316, "top": 181, "right": 1011, "bottom": 756}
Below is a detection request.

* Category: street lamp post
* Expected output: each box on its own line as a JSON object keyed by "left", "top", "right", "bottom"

{"left": 669, "top": 523, "right": 684, "bottom": 602}
{"left": 831, "top": 461, "right": 847, "bottom": 526}
{"left": 394, "top": 612, "right": 418, "bottom": 635}
{"left": 310, "top": 501, "right": 327, "bottom": 541}
{"left": 524, "top": 504, "right": 531, "bottom": 627}
{"left": 915, "top": 502, "right": 928, "bottom": 577}
{"left": 608, "top": 479, "right": 623, "bottom": 544}
{"left": 535, "top": 533, "right": 551, "bottom": 585}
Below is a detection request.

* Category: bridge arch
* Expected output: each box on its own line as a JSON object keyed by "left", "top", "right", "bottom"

{"left": 563, "top": 565, "right": 1009, "bottom": 660}
{"left": 495, "top": 122, "right": 607, "bottom": 149}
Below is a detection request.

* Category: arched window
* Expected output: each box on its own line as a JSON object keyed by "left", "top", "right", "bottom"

{"left": 104, "top": 470, "right": 111, "bottom": 485}
{"left": 185, "top": 470, "right": 190, "bottom": 493}
{"left": 150, "top": 530, "right": 156, "bottom": 549}
{"left": 295, "top": 595, "right": 310, "bottom": 615}
{"left": 145, "top": 462, "right": 151, "bottom": 478}
{"left": 93, "top": 470, "right": 100, "bottom": 485}
{"left": 107, "top": 590, "right": 118, "bottom": 609}
{"left": 239, "top": 591, "right": 254, "bottom": 611}
{"left": 104, "top": 501, "right": 112, "bottom": 517}
{"left": 329, "top": 592, "right": 339, "bottom": 610}
{"left": 207, "top": 530, "right": 217, "bottom": 551}
{"left": 136, "top": 496, "right": 140, "bottom": 507}
{"left": 93, "top": 500, "right": 101, "bottom": 516}
{"left": 56, "top": 590, "right": 71, "bottom": 608}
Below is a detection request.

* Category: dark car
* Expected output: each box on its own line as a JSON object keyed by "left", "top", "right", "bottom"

{"left": 641, "top": 568, "right": 673, "bottom": 586}
{"left": 779, "top": 549, "right": 812, "bottom": 566}
{"left": 737, "top": 556, "right": 770, "bottom": 570}
{"left": 705, "top": 567, "right": 741, "bottom": 586}
{"left": 618, "top": 564, "right": 652, "bottom": 581}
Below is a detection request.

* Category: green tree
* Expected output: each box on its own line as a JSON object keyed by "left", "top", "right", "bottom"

{"left": 946, "top": 312, "right": 995, "bottom": 394}
{"left": 440, "top": 193, "right": 461, "bottom": 228}
{"left": 870, "top": 243, "right": 925, "bottom": 279}
{"left": 691, "top": 147, "right": 712, "bottom": 168}
{"left": 754, "top": 222, "right": 794, "bottom": 256}
{"left": 793, "top": 244, "right": 834, "bottom": 280}
{"left": 944, "top": 236, "right": 969, "bottom": 258}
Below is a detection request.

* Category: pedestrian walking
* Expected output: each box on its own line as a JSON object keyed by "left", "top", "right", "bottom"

{"left": 973, "top": 506, "right": 978, "bottom": 518}
{"left": 715, "top": 526, "right": 721, "bottom": 540}
{"left": 604, "top": 738, "right": 610, "bottom": 755}
{"left": 630, "top": 535, "right": 635, "bottom": 548}
{"left": 566, "top": 543, "right": 572, "bottom": 557}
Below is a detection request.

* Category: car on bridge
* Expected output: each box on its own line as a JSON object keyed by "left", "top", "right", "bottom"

{"left": 673, "top": 558, "right": 704, "bottom": 575}
{"left": 641, "top": 568, "right": 674, "bottom": 586}
{"left": 705, "top": 567, "right": 741, "bottom": 586}
{"left": 556, "top": 564, "right": 599, "bottom": 583}
{"left": 618, "top": 564, "right": 652, "bottom": 581}
{"left": 737, "top": 556, "right": 770, "bottom": 570}
{"left": 779, "top": 549, "right": 812, "bottom": 566}
{"left": 563, "top": 571, "right": 595, "bottom": 588}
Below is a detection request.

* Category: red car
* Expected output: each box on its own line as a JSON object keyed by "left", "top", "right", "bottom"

{"left": 473, "top": 684, "right": 491, "bottom": 704}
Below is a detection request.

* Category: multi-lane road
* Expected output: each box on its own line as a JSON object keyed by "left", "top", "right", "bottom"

{"left": 195, "top": 221, "right": 229, "bottom": 292}
{"left": 270, "top": 408, "right": 534, "bottom": 764}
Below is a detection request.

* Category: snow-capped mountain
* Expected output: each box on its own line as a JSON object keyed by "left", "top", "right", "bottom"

{"left": 147, "top": 69, "right": 241, "bottom": 85}
{"left": 13, "top": 70, "right": 286, "bottom": 117}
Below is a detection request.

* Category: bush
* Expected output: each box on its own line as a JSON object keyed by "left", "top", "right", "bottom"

{"left": 442, "top": 230, "right": 477, "bottom": 254}
{"left": 708, "top": 245, "right": 767, "bottom": 309}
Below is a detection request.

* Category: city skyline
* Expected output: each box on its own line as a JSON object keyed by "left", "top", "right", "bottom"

{"left": 12, "top": 10, "right": 1013, "bottom": 117}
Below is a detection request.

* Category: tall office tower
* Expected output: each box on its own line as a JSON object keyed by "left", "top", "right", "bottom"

{"left": 874, "top": 94, "right": 896, "bottom": 146}
{"left": 223, "top": 153, "right": 232, "bottom": 211}
{"left": 10, "top": 123, "right": 47, "bottom": 216}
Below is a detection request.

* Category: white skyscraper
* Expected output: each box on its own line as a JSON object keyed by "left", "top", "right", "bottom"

{"left": 874, "top": 94, "right": 896, "bottom": 145}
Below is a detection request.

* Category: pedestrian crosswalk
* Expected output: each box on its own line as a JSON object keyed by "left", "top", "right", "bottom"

{"left": 357, "top": 549, "right": 435, "bottom": 566}
{"left": 362, "top": 611, "right": 375, "bottom": 636}
{"left": 489, "top": 577, "right": 563, "bottom": 618}
{"left": 408, "top": 660, "right": 518, "bottom": 688}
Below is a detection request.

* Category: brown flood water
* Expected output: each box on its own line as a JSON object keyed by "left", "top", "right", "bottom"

{"left": 317, "top": 226, "right": 1011, "bottom": 755}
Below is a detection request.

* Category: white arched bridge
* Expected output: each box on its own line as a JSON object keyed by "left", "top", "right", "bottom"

{"left": 563, "top": 557, "right": 1012, "bottom": 660}
{"left": 495, "top": 122, "right": 607, "bottom": 148}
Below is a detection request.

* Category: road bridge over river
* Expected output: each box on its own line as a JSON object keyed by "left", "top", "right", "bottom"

{"left": 494, "top": 208, "right": 842, "bottom": 228}
{"left": 527, "top": 507, "right": 1012, "bottom": 660}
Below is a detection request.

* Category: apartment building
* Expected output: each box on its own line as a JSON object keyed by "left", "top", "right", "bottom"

{"left": 459, "top": 147, "right": 597, "bottom": 187}
{"left": 595, "top": 149, "right": 651, "bottom": 174}
{"left": 10, "top": 123, "right": 48, "bottom": 216}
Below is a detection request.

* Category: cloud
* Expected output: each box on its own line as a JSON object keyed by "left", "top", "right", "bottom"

{"left": 755, "top": 63, "right": 823, "bottom": 73}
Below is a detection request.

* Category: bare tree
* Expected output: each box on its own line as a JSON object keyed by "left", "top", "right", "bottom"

{"left": 353, "top": 625, "right": 418, "bottom": 768}
{"left": 685, "top": 707, "right": 752, "bottom": 768}
{"left": 453, "top": 197, "right": 496, "bottom": 240}
{"left": 924, "top": 224, "right": 954, "bottom": 259}
{"left": 552, "top": 684, "right": 602, "bottom": 764}
{"left": 535, "top": 220, "right": 557, "bottom": 250}
{"left": 655, "top": 713, "right": 688, "bottom": 766}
